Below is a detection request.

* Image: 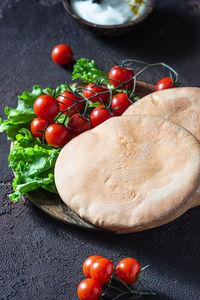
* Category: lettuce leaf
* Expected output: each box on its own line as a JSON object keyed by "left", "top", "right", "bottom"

{"left": 8, "top": 128, "right": 59, "bottom": 201}
{"left": 0, "top": 84, "right": 68, "bottom": 141}
{"left": 4, "top": 85, "right": 43, "bottom": 124}
{"left": 72, "top": 58, "right": 107, "bottom": 82}
{"left": 0, "top": 83, "right": 72, "bottom": 201}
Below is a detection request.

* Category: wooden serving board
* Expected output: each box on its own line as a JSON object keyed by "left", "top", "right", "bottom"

{"left": 21, "top": 81, "right": 155, "bottom": 232}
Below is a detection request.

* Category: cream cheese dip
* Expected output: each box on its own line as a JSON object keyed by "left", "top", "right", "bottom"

{"left": 71, "top": 0, "right": 149, "bottom": 26}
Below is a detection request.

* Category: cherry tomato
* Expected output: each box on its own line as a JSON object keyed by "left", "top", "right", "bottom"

{"left": 77, "top": 278, "right": 102, "bottom": 300}
{"left": 83, "top": 83, "right": 110, "bottom": 104}
{"left": 111, "top": 93, "right": 132, "bottom": 116}
{"left": 83, "top": 255, "right": 103, "bottom": 278}
{"left": 116, "top": 258, "right": 141, "bottom": 285}
{"left": 51, "top": 44, "right": 73, "bottom": 65}
{"left": 90, "top": 105, "right": 112, "bottom": 127}
{"left": 45, "top": 123, "right": 70, "bottom": 148}
{"left": 57, "top": 91, "right": 84, "bottom": 116}
{"left": 68, "top": 114, "right": 92, "bottom": 137}
{"left": 155, "top": 77, "right": 175, "bottom": 91}
{"left": 34, "top": 95, "right": 59, "bottom": 121}
{"left": 31, "top": 118, "right": 49, "bottom": 139}
{"left": 90, "top": 258, "right": 114, "bottom": 284}
{"left": 109, "top": 65, "right": 134, "bottom": 89}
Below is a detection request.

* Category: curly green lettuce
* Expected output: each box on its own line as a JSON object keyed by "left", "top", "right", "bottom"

{"left": 0, "top": 84, "right": 69, "bottom": 201}
{"left": 72, "top": 58, "right": 107, "bottom": 82}
{"left": 9, "top": 129, "right": 60, "bottom": 201}
{"left": 0, "top": 84, "right": 69, "bottom": 141}
{"left": 1, "top": 58, "right": 139, "bottom": 202}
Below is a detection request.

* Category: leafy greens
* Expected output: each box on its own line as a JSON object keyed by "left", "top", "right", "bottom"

{"left": 72, "top": 58, "right": 107, "bottom": 82}
{"left": 0, "top": 84, "right": 69, "bottom": 201}
{"left": 1, "top": 57, "right": 138, "bottom": 202}
{"left": 9, "top": 129, "right": 59, "bottom": 202}
{"left": 0, "top": 84, "right": 69, "bottom": 141}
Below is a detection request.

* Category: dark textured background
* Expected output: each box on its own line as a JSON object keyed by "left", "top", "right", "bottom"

{"left": 0, "top": 0, "right": 200, "bottom": 299}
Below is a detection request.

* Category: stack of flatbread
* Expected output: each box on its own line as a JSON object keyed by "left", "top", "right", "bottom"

{"left": 55, "top": 87, "right": 200, "bottom": 233}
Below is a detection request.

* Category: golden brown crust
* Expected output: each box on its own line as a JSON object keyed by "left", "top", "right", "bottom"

{"left": 55, "top": 115, "right": 200, "bottom": 233}
{"left": 123, "top": 87, "right": 200, "bottom": 141}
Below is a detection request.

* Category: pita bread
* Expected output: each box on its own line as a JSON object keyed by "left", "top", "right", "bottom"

{"left": 55, "top": 115, "right": 200, "bottom": 233}
{"left": 123, "top": 87, "right": 200, "bottom": 141}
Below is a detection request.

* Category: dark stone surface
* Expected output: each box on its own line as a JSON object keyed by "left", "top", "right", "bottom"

{"left": 0, "top": 0, "right": 200, "bottom": 299}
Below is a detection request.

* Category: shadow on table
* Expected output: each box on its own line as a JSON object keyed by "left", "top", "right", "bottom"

{"left": 33, "top": 199, "right": 200, "bottom": 262}
{"left": 63, "top": 206, "right": 200, "bottom": 258}
{"left": 103, "top": 291, "right": 171, "bottom": 300}
{"left": 32, "top": 197, "right": 200, "bottom": 261}
{"left": 100, "top": 8, "right": 198, "bottom": 63}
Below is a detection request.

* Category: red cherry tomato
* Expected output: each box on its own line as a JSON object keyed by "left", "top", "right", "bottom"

{"left": 34, "top": 95, "right": 59, "bottom": 121}
{"left": 45, "top": 123, "right": 70, "bottom": 148}
{"left": 90, "top": 258, "right": 114, "bottom": 284}
{"left": 57, "top": 91, "right": 84, "bottom": 116}
{"left": 109, "top": 65, "right": 134, "bottom": 89}
{"left": 155, "top": 77, "right": 175, "bottom": 91}
{"left": 116, "top": 258, "right": 141, "bottom": 285}
{"left": 31, "top": 118, "right": 49, "bottom": 139}
{"left": 90, "top": 105, "right": 112, "bottom": 127}
{"left": 51, "top": 44, "right": 73, "bottom": 65}
{"left": 68, "top": 114, "right": 92, "bottom": 137}
{"left": 77, "top": 278, "right": 102, "bottom": 300}
{"left": 111, "top": 93, "right": 132, "bottom": 116}
{"left": 83, "top": 255, "right": 103, "bottom": 278}
{"left": 83, "top": 83, "right": 110, "bottom": 104}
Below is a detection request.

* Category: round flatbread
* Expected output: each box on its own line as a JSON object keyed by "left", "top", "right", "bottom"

{"left": 55, "top": 115, "right": 200, "bottom": 233}
{"left": 123, "top": 87, "right": 200, "bottom": 141}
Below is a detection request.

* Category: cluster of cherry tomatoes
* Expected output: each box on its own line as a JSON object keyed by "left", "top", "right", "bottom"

{"left": 85, "top": 64, "right": 135, "bottom": 126}
{"left": 31, "top": 64, "right": 137, "bottom": 148}
{"left": 77, "top": 255, "right": 141, "bottom": 300}
{"left": 30, "top": 44, "right": 178, "bottom": 148}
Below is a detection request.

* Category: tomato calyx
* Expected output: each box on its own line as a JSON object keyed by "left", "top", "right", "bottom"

{"left": 171, "top": 78, "right": 180, "bottom": 88}
{"left": 168, "top": 70, "right": 180, "bottom": 87}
